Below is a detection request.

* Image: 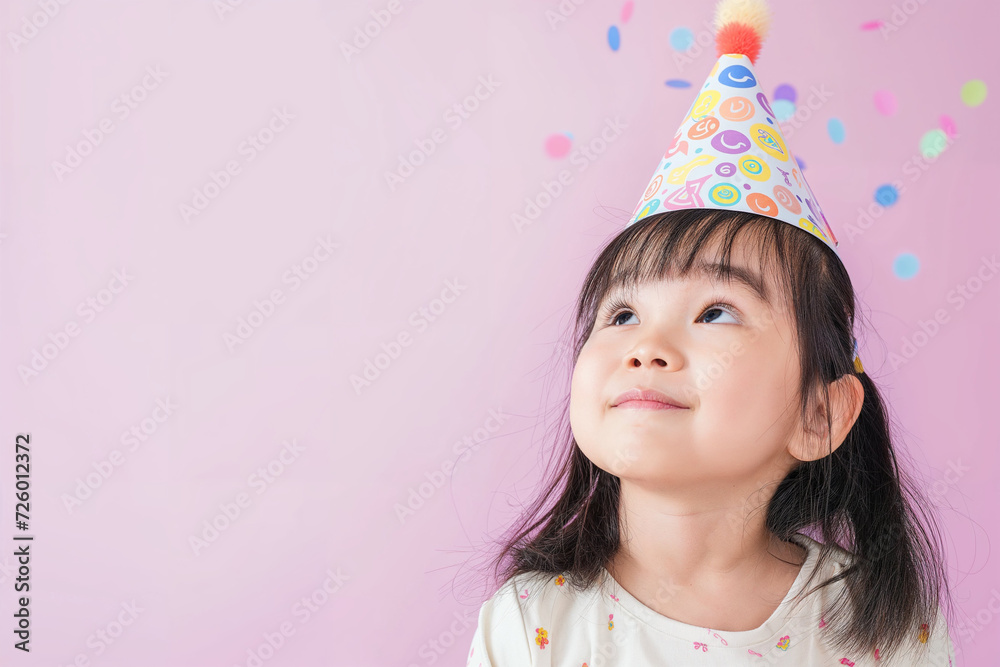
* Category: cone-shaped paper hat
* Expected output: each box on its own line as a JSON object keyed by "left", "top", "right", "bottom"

{"left": 627, "top": 0, "right": 840, "bottom": 255}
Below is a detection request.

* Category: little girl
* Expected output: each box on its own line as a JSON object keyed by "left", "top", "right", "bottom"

{"left": 466, "top": 1, "right": 955, "bottom": 665}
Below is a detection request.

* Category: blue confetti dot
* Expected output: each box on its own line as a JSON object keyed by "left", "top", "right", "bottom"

{"left": 875, "top": 184, "right": 899, "bottom": 207}
{"left": 772, "top": 99, "right": 796, "bottom": 122}
{"left": 608, "top": 25, "right": 621, "bottom": 51}
{"left": 828, "top": 118, "right": 846, "bottom": 144}
{"left": 694, "top": 147, "right": 702, "bottom": 153}
{"left": 795, "top": 156, "right": 806, "bottom": 170}
{"left": 669, "top": 27, "right": 694, "bottom": 51}
{"left": 893, "top": 253, "right": 920, "bottom": 280}
{"left": 665, "top": 79, "right": 692, "bottom": 88}
{"left": 766, "top": 117, "right": 773, "bottom": 124}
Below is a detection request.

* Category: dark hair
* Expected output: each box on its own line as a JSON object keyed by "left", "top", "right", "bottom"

{"left": 482, "top": 209, "right": 952, "bottom": 660}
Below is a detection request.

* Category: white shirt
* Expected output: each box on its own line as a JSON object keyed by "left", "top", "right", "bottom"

{"left": 466, "top": 533, "right": 955, "bottom": 666}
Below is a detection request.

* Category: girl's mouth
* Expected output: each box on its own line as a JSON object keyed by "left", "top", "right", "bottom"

{"left": 614, "top": 400, "right": 687, "bottom": 411}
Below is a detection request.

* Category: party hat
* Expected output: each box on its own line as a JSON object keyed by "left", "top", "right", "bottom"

{"left": 626, "top": 0, "right": 863, "bottom": 373}
{"left": 627, "top": 0, "right": 839, "bottom": 252}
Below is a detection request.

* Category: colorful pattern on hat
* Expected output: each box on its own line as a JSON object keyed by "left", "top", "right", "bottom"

{"left": 627, "top": 53, "right": 839, "bottom": 253}
{"left": 626, "top": 24, "right": 841, "bottom": 255}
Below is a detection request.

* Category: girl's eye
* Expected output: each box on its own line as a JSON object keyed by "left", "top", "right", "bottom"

{"left": 698, "top": 302, "right": 741, "bottom": 324}
{"left": 610, "top": 310, "right": 636, "bottom": 326}
{"left": 601, "top": 298, "right": 741, "bottom": 326}
{"left": 601, "top": 297, "right": 637, "bottom": 326}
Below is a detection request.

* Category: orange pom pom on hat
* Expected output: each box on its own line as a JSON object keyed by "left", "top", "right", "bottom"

{"left": 626, "top": 0, "right": 863, "bottom": 374}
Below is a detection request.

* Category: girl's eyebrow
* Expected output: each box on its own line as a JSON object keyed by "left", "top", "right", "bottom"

{"left": 602, "top": 262, "right": 771, "bottom": 307}
{"left": 691, "top": 261, "right": 771, "bottom": 305}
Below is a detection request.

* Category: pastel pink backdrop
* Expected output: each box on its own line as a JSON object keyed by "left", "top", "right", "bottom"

{"left": 0, "top": 0, "right": 995, "bottom": 665}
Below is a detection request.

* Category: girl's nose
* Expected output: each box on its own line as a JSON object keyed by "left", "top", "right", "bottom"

{"left": 628, "top": 355, "right": 666, "bottom": 368}
{"left": 625, "top": 340, "right": 683, "bottom": 370}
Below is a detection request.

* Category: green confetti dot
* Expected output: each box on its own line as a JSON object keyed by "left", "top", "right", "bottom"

{"left": 919, "top": 129, "right": 948, "bottom": 159}
{"left": 961, "top": 79, "right": 987, "bottom": 107}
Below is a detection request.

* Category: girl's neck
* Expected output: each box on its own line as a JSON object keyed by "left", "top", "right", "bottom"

{"left": 603, "top": 477, "right": 809, "bottom": 630}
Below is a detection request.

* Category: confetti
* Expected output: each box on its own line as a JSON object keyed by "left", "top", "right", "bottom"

{"left": 608, "top": 25, "right": 621, "bottom": 51}
{"left": 893, "top": 253, "right": 920, "bottom": 280}
{"left": 875, "top": 184, "right": 899, "bottom": 207}
{"left": 669, "top": 27, "right": 694, "bottom": 51}
{"left": 621, "top": 0, "right": 634, "bottom": 23}
{"left": 960, "top": 79, "right": 987, "bottom": 107}
{"left": 772, "top": 99, "right": 795, "bottom": 122}
{"left": 874, "top": 90, "right": 897, "bottom": 116}
{"left": 919, "top": 129, "right": 948, "bottom": 159}
{"left": 940, "top": 114, "right": 957, "bottom": 138}
{"left": 827, "top": 118, "right": 845, "bottom": 144}
{"left": 773, "top": 84, "right": 796, "bottom": 103}
{"left": 665, "top": 79, "right": 692, "bottom": 88}
{"left": 545, "top": 133, "right": 572, "bottom": 158}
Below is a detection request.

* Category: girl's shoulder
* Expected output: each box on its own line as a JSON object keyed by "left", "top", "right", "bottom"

{"left": 466, "top": 569, "right": 607, "bottom": 666}
{"left": 789, "top": 533, "right": 957, "bottom": 667}
{"left": 484, "top": 568, "right": 606, "bottom": 633}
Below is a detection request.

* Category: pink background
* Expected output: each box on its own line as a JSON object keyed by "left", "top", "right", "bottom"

{"left": 0, "top": 0, "right": 996, "bottom": 665}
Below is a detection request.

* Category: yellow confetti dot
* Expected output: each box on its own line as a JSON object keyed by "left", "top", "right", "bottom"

{"left": 961, "top": 80, "right": 987, "bottom": 107}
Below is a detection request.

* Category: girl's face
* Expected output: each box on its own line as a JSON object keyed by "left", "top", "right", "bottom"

{"left": 570, "top": 240, "right": 807, "bottom": 490}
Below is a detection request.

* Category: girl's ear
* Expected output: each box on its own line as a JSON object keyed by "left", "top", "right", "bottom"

{"left": 787, "top": 374, "right": 865, "bottom": 463}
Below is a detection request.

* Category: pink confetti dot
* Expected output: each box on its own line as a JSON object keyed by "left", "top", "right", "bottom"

{"left": 874, "top": 90, "right": 897, "bottom": 116}
{"left": 545, "top": 133, "right": 572, "bottom": 158}
{"left": 621, "top": 1, "right": 634, "bottom": 23}
{"left": 940, "top": 114, "right": 957, "bottom": 138}
{"left": 860, "top": 20, "right": 884, "bottom": 30}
